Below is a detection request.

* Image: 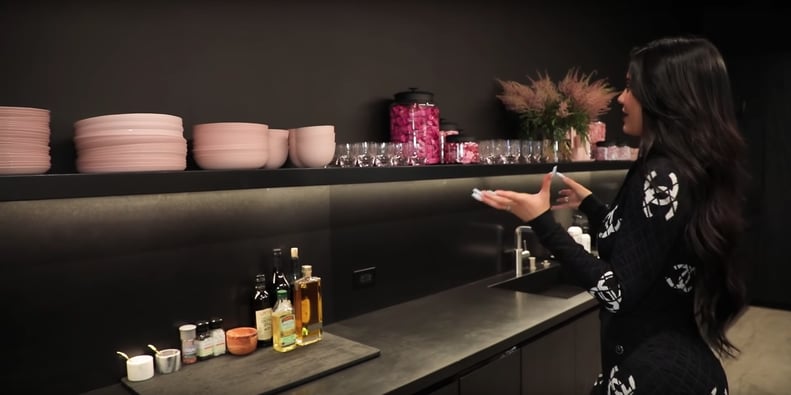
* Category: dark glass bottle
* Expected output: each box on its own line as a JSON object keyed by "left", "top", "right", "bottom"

{"left": 253, "top": 274, "right": 273, "bottom": 347}
{"left": 269, "top": 248, "right": 291, "bottom": 306}
{"left": 290, "top": 247, "right": 301, "bottom": 284}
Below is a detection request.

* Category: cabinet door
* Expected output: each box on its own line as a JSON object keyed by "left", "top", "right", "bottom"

{"left": 459, "top": 347, "right": 521, "bottom": 395}
{"left": 522, "top": 322, "right": 575, "bottom": 395}
{"left": 574, "top": 309, "right": 601, "bottom": 395}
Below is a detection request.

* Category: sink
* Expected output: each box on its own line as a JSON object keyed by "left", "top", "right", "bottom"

{"left": 489, "top": 261, "right": 586, "bottom": 299}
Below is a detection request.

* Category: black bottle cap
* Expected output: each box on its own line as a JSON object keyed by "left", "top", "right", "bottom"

{"left": 210, "top": 318, "right": 223, "bottom": 329}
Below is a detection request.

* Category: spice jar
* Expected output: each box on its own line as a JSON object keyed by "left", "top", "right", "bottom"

{"left": 389, "top": 87, "right": 441, "bottom": 164}
{"left": 444, "top": 134, "right": 479, "bottom": 164}
{"left": 178, "top": 324, "right": 197, "bottom": 365}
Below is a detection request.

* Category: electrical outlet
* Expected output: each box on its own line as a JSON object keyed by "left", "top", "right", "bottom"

{"left": 352, "top": 267, "right": 376, "bottom": 289}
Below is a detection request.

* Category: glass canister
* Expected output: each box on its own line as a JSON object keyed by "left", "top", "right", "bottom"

{"left": 439, "top": 119, "right": 460, "bottom": 164}
{"left": 389, "top": 88, "right": 441, "bottom": 164}
{"left": 594, "top": 141, "right": 611, "bottom": 161}
{"left": 444, "top": 134, "right": 479, "bottom": 164}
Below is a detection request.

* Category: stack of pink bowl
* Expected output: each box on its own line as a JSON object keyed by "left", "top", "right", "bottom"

{"left": 265, "top": 129, "right": 289, "bottom": 169}
{"left": 0, "top": 106, "right": 51, "bottom": 174}
{"left": 288, "top": 125, "right": 336, "bottom": 168}
{"left": 74, "top": 113, "right": 187, "bottom": 173}
{"left": 192, "top": 122, "right": 269, "bottom": 170}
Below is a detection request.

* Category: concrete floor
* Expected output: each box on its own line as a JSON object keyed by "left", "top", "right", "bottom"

{"left": 722, "top": 306, "right": 791, "bottom": 395}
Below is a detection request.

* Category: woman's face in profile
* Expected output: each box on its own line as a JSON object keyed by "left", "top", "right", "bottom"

{"left": 617, "top": 74, "right": 643, "bottom": 136}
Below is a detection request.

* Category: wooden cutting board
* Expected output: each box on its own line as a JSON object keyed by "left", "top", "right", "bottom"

{"left": 122, "top": 332, "right": 380, "bottom": 395}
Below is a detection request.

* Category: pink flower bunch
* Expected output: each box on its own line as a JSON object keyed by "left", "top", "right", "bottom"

{"left": 496, "top": 69, "right": 618, "bottom": 141}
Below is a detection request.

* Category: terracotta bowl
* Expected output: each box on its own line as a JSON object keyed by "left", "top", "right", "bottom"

{"left": 226, "top": 327, "right": 257, "bottom": 355}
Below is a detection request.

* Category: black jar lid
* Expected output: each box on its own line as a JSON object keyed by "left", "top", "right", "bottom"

{"left": 440, "top": 118, "right": 459, "bottom": 131}
{"left": 446, "top": 134, "right": 476, "bottom": 143}
{"left": 596, "top": 140, "right": 615, "bottom": 147}
{"left": 394, "top": 87, "right": 435, "bottom": 103}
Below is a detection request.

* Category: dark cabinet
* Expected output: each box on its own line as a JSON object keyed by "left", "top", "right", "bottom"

{"left": 521, "top": 321, "right": 575, "bottom": 395}
{"left": 521, "top": 308, "right": 600, "bottom": 395}
{"left": 459, "top": 346, "right": 521, "bottom": 395}
{"left": 573, "top": 309, "right": 601, "bottom": 394}
{"left": 428, "top": 380, "right": 459, "bottom": 395}
{"left": 424, "top": 308, "right": 600, "bottom": 395}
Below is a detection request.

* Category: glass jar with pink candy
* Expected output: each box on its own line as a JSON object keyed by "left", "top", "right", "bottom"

{"left": 389, "top": 88, "right": 441, "bottom": 165}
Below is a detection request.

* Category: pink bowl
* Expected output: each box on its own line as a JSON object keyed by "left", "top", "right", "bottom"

{"left": 193, "top": 123, "right": 269, "bottom": 148}
{"left": 265, "top": 135, "right": 289, "bottom": 169}
{"left": 193, "top": 149, "right": 268, "bottom": 170}
{"left": 294, "top": 140, "right": 335, "bottom": 168}
{"left": 74, "top": 113, "right": 182, "bottom": 129}
{"left": 75, "top": 128, "right": 184, "bottom": 138}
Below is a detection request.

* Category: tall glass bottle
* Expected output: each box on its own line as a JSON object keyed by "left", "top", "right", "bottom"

{"left": 289, "top": 247, "right": 301, "bottom": 284}
{"left": 272, "top": 289, "right": 297, "bottom": 352}
{"left": 269, "top": 248, "right": 291, "bottom": 306}
{"left": 253, "top": 274, "right": 273, "bottom": 347}
{"left": 294, "top": 265, "right": 323, "bottom": 346}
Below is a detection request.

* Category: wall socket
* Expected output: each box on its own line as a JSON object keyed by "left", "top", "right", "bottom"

{"left": 352, "top": 267, "right": 376, "bottom": 289}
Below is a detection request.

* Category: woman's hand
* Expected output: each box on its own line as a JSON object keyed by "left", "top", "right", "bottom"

{"left": 552, "top": 173, "right": 593, "bottom": 210}
{"left": 479, "top": 172, "right": 553, "bottom": 222}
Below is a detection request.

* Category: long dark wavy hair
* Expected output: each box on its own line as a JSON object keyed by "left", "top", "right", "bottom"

{"left": 628, "top": 36, "right": 749, "bottom": 357}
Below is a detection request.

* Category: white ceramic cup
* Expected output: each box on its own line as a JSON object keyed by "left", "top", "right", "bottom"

{"left": 155, "top": 348, "right": 181, "bottom": 374}
{"left": 126, "top": 355, "right": 154, "bottom": 382}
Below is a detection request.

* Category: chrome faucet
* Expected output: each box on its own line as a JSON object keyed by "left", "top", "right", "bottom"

{"left": 514, "top": 225, "right": 535, "bottom": 276}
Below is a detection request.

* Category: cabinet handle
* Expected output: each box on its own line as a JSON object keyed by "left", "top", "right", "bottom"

{"left": 503, "top": 346, "right": 518, "bottom": 356}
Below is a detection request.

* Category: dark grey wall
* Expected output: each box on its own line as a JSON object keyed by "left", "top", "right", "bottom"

{"left": 0, "top": 0, "right": 685, "bottom": 173}
{"left": 0, "top": 0, "right": 691, "bottom": 393}
{"left": 697, "top": 5, "right": 791, "bottom": 309}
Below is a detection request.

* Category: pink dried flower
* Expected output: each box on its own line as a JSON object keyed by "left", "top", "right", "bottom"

{"left": 496, "top": 67, "right": 618, "bottom": 141}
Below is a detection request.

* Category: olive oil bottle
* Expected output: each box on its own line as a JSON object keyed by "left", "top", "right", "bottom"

{"left": 272, "top": 289, "right": 297, "bottom": 352}
{"left": 294, "top": 265, "right": 323, "bottom": 346}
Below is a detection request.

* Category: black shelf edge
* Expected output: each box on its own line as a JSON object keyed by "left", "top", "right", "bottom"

{"left": 0, "top": 161, "right": 633, "bottom": 202}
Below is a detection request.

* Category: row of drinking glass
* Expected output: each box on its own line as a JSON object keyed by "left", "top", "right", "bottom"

{"left": 328, "top": 141, "right": 425, "bottom": 168}
{"left": 479, "top": 139, "right": 560, "bottom": 165}
{"left": 326, "top": 139, "right": 562, "bottom": 168}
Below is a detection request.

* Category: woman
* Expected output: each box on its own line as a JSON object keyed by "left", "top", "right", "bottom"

{"left": 480, "top": 36, "right": 748, "bottom": 394}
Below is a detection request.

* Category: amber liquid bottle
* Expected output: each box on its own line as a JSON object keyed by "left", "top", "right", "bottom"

{"left": 294, "top": 265, "right": 323, "bottom": 346}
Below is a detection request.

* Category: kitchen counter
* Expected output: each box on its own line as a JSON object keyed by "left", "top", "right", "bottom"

{"left": 88, "top": 271, "right": 597, "bottom": 395}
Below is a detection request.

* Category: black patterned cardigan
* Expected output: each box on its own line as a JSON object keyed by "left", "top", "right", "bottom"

{"left": 528, "top": 156, "right": 729, "bottom": 395}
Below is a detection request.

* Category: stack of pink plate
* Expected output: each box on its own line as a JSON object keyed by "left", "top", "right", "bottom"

{"left": 0, "top": 106, "right": 51, "bottom": 174}
{"left": 192, "top": 122, "right": 269, "bottom": 170}
{"left": 74, "top": 113, "right": 187, "bottom": 173}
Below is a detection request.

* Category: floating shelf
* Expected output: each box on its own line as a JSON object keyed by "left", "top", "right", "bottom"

{"left": 0, "top": 161, "right": 633, "bottom": 202}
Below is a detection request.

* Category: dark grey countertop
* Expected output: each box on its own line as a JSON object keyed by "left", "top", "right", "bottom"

{"left": 87, "top": 271, "right": 597, "bottom": 395}
{"left": 284, "top": 270, "right": 597, "bottom": 395}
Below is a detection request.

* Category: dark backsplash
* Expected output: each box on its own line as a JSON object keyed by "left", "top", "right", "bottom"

{"left": 1, "top": 169, "right": 626, "bottom": 394}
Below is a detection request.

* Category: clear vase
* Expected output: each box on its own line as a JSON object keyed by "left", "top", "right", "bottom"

{"left": 542, "top": 139, "right": 558, "bottom": 163}
{"left": 559, "top": 138, "right": 573, "bottom": 162}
